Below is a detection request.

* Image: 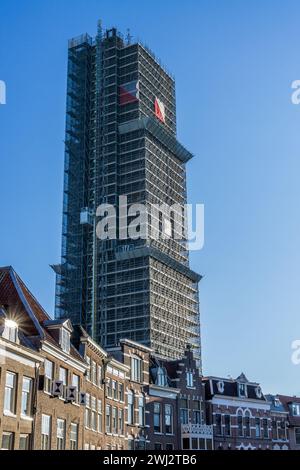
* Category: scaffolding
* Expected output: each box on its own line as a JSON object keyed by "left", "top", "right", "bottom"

{"left": 54, "top": 23, "right": 202, "bottom": 370}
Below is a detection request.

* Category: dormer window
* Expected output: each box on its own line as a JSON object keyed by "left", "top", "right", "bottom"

{"left": 255, "top": 386, "right": 262, "bottom": 399}
{"left": 274, "top": 398, "right": 281, "bottom": 407}
{"left": 3, "top": 319, "right": 18, "bottom": 343}
{"left": 291, "top": 403, "right": 300, "bottom": 416}
{"left": 60, "top": 328, "right": 70, "bottom": 353}
{"left": 238, "top": 383, "right": 247, "bottom": 397}
{"left": 156, "top": 367, "right": 168, "bottom": 387}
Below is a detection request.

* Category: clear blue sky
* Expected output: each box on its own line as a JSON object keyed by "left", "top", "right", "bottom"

{"left": 1, "top": 0, "right": 300, "bottom": 395}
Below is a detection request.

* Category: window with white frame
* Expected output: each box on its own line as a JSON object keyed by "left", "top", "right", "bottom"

{"left": 85, "top": 393, "right": 90, "bottom": 428}
{"left": 154, "top": 402, "right": 162, "bottom": 433}
{"left": 112, "top": 380, "right": 117, "bottom": 399}
{"left": 180, "top": 399, "right": 189, "bottom": 424}
{"left": 244, "top": 411, "right": 251, "bottom": 437}
{"left": 106, "top": 405, "right": 111, "bottom": 433}
{"left": 86, "top": 356, "right": 91, "bottom": 381}
{"left": 156, "top": 367, "right": 168, "bottom": 387}
{"left": 4, "top": 371, "right": 17, "bottom": 414}
{"left": 238, "top": 383, "right": 247, "bottom": 397}
{"left": 237, "top": 411, "right": 243, "bottom": 437}
{"left": 98, "top": 365, "right": 102, "bottom": 386}
{"left": 263, "top": 418, "right": 269, "bottom": 438}
{"left": 59, "top": 367, "right": 67, "bottom": 388}
{"left": 56, "top": 419, "right": 66, "bottom": 450}
{"left": 112, "top": 407, "right": 117, "bottom": 434}
{"left": 70, "top": 422, "right": 78, "bottom": 450}
{"left": 224, "top": 414, "right": 231, "bottom": 436}
{"left": 165, "top": 404, "right": 173, "bottom": 434}
{"left": 215, "top": 413, "right": 222, "bottom": 435}
{"left": 98, "top": 399, "right": 102, "bottom": 432}
{"left": 41, "top": 414, "right": 51, "bottom": 450}
{"left": 118, "top": 409, "right": 124, "bottom": 435}
{"left": 19, "top": 434, "right": 30, "bottom": 450}
{"left": 131, "top": 356, "right": 142, "bottom": 382}
{"left": 119, "top": 383, "right": 124, "bottom": 401}
{"left": 138, "top": 395, "right": 145, "bottom": 427}
{"left": 91, "top": 361, "right": 96, "bottom": 384}
{"left": 21, "top": 377, "right": 32, "bottom": 416}
{"left": 292, "top": 404, "right": 300, "bottom": 416}
{"left": 1, "top": 431, "right": 14, "bottom": 450}
{"left": 128, "top": 390, "right": 134, "bottom": 425}
{"left": 3, "top": 319, "right": 18, "bottom": 343}
{"left": 91, "top": 396, "right": 97, "bottom": 431}
{"left": 44, "top": 359, "right": 54, "bottom": 393}
{"left": 60, "top": 328, "right": 70, "bottom": 353}
{"left": 186, "top": 371, "right": 193, "bottom": 388}
{"left": 72, "top": 373, "right": 79, "bottom": 401}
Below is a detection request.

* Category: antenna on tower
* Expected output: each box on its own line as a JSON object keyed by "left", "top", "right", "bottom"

{"left": 126, "top": 28, "right": 132, "bottom": 45}
{"left": 97, "top": 19, "right": 103, "bottom": 40}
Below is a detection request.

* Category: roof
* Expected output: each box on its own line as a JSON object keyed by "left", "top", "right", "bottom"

{"left": 278, "top": 395, "right": 300, "bottom": 425}
{"left": 0, "top": 266, "right": 84, "bottom": 363}
{"left": 203, "top": 374, "right": 267, "bottom": 402}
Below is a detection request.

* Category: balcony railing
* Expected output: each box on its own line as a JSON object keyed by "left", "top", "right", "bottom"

{"left": 181, "top": 423, "right": 213, "bottom": 438}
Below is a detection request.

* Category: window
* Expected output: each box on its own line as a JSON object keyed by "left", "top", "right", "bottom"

{"left": 3, "top": 319, "right": 18, "bottom": 342}
{"left": 56, "top": 419, "right": 66, "bottom": 450}
{"left": 91, "top": 396, "right": 97, "bottom": 431}
{"left": 238, "top": 383, "right": 247, "bottom": 397}
{"left": 193, "top": 400, "right": 201, "bottom": 424}
{"left": 70, "top": 423, "right": 78, "bottom": 450}
{"left": 166, "top": 444, "right": 173, "bottom": 450}
{"left": 4, "top": 371, "right": 17, "bottom": 414}
{"left": 180, "top": 399, "right": 189, "bottom": 424}
{"left": 263, "top": 418, "right": 269, "bottom": 438}
{"left": 131, "top": 356, "right": 142, "bottom": 382}
{"left": 72, "top": 373, "right": 79, "bottom": 389}
{"left": 21, "top": 377, "right": 32, "bottom": 416}
{"left": 156, "top": 367, "right": 167, "bottom": 386}
{"left": 61, "top": 328, "right": 70, "bottom": 353}
{"left": 128, "top": 439, "right": 134, "bottom": 450}
{"left": 86, "top": 356, "right": 91, "bottom": 381}
{"left": 1, "top": 431, "right": 14, "bottom": 450}
{"left": 112, "top": 380, "right": 117, "bottom": 399}
{"left": 292, "top": 404, "right": 300, "bottom": 416}
{"left": 41, "top": 414, "right": 51, "bottom": 450}
{"left": 98, "top": 399, "right": 103, "bottom": 432}
{"left": 112, "top": 407, "right": 117, "bottom": 434}
{"left": 255, "top": 418, "right": 261, "bottom": 438}
{"left": 98, "top": 365, "right": 102, "bottom": 386}
{"left": 107, "top": 378, "right": 112, "bottom": 398}
{"left": 245, "top": 411, "right": 251, "bottom": 437}
{"left": 186, "top": 371, "right": 193, "bottom": 388}
{"left": 119, "top": 383, "right": 124, "bottom": 401}
{"left": 128, "top": 390, "right": 134, "bottom": 425}
{"left": 119, "top": 409, "right": 124, "bottom": 435}
{"left": 139, "top": 395, "right": 145, "bottom": 426}
{"left": 154, "top": 403, "right": 161, "bottom": 432}
{"left": 237, "top": 411, "right": 243, "bottom": 437}
{"left": 224, "top": 414, "right": 231, "bottom": 436}
{"left": 59, "top": 367, "right": 67, "bottom": 388}
{"left": 215, "top": 414, "right": 222, "bottom": 435}
{"left": 44, "top": 359, "right": 54, "bottom": 393}
{"left": 85, "top": 393, "right": 90, "bottom": 428}
{"left": 295, "top": 428, "right": 300, "bottom": 445}
{"left": 165, "top": 404, "right": 173, "bottom": 434}
{"left": 154, "top": 443, "right": 162, "bottom": 450}
{"left": 106, "top": 405, "right": 111, "bottom": 433}
{"left": 91, "top": 361, "right": 96, "bottom": 384}
{"left": 19, "top": 434, "right": 30, "bottom": 450}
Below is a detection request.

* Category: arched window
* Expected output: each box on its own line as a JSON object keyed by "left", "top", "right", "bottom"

{"left": 244, "top": 410, "right": 251, "bottom": 437}
{"left": 156, "top": 367, "right": 168, "bottom": 387}
{"left": 237, "top": 410, "right": 243, "bottom": 437}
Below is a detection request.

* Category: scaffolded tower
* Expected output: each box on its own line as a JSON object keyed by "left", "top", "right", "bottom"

{"left": 53, "top": 23, "right": 202, "bottom": 367}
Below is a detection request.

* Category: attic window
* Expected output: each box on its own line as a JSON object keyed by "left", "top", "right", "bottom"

{"left": 3, "top": 319, "right": 18, "bottom": 343}
{"left": 238, "top": 383, "right": 247, "bottom": 397}
{"left": 60, "top": 328, "right": 70, "bottom": 353}
{"left": 156, "top": 367, "right": 168, "bottom": 387}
